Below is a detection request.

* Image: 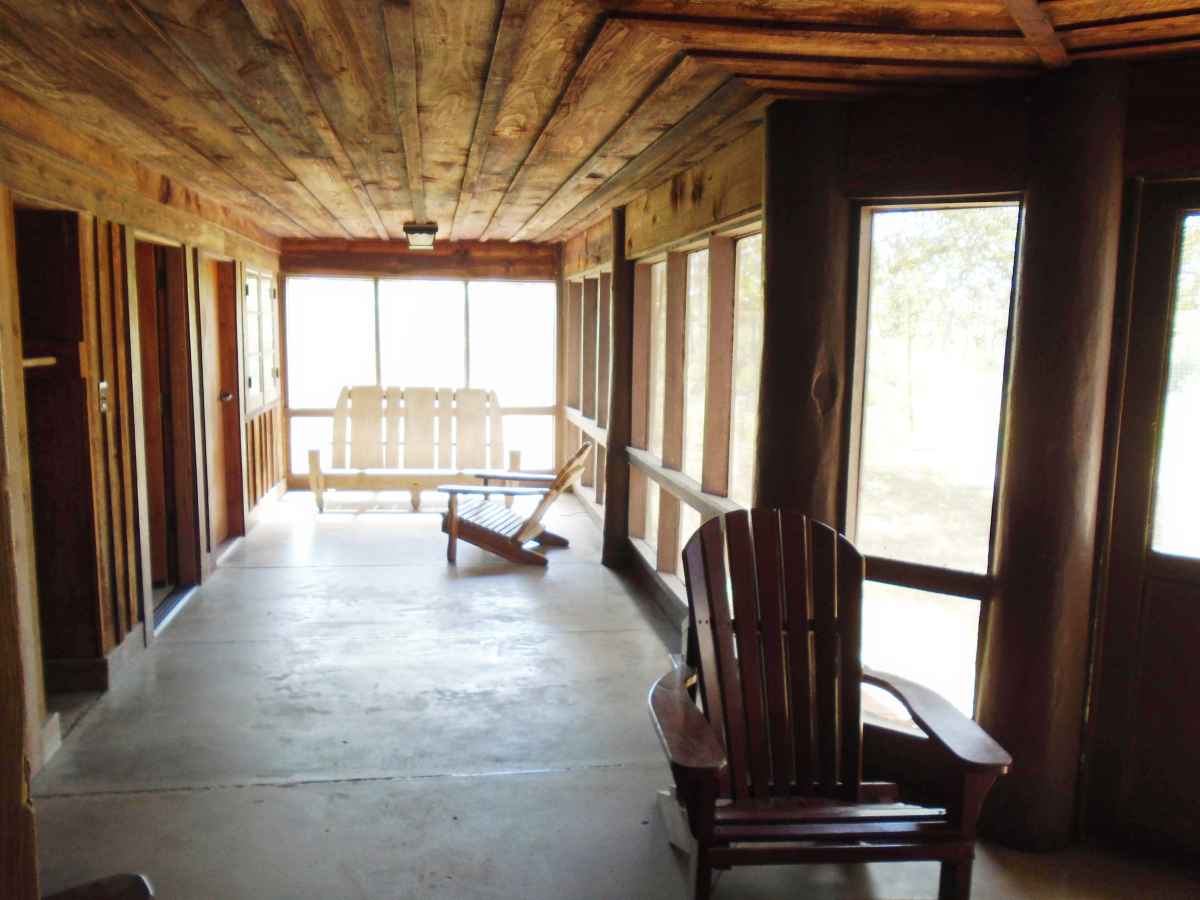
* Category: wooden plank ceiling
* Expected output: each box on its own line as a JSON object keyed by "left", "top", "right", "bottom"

{"left": 0, "top": 1, "right": 1197, "bottom": 244}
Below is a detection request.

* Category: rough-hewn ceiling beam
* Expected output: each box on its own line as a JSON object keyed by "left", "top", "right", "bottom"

{"left": 1002, "top": 0, "right": 1070, "bottom": 68}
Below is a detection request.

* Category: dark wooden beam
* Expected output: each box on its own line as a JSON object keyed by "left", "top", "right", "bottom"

{"left": 280, "top": 238, "right": 559, "bottom": 281}
{"left": 1002, "top": 0, "right": 1070, "bottom": 68}
{"left": 753, "top": 101, "right": 850, "bottom": 525}
{"left": 976, "top": 61, "right": 1128, "bottom": 850}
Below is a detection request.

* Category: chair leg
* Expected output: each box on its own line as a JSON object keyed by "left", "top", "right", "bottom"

{"left": 307, "top": 450, "right": 325, "bottom": 513}
{"left": 688, "top": 845, "right": 713, "bottom": 900}
{"left": 446, "top": 495, "right": 458, "bottom": 564}
{"left": 938, "top": 858, "right": 973, "bottom": 900}
{"left": 536, "top": 529, "right": 569, "bottom": 548}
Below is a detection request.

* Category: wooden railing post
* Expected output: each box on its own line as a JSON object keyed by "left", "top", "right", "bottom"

{"left": 602, "top": 208, "right": 634, "bottom": 566}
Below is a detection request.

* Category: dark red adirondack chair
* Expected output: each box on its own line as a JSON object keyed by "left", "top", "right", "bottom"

{"left": 649, "top": 509, "right": 1011, "bottom": 899}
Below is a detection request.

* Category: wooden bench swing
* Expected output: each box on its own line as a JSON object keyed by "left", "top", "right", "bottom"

{"left": 307, "top": 385, "right": 516, "bottom": 512}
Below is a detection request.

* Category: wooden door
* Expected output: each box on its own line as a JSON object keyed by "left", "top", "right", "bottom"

{"left": 14, "top": 211, "right": 104, "bottom": 661}
{"left": 1089, "top": 182, "right": 1200, "bottom": 856}
{"left": 198, "top": 256, "right": 244, "bottom": 548}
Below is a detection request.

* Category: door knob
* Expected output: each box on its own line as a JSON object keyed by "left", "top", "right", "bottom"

{"left": 219, "top": 391, "right": 234, "bottom": 402}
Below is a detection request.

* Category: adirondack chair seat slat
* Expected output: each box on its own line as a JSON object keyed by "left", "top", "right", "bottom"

{"left": 308, "top": 386, "right": 511, "bottom": 512}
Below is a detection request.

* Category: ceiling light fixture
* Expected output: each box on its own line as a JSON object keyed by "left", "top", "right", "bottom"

{"left": 403, "top": 222, "right": 438, "bottom": 250}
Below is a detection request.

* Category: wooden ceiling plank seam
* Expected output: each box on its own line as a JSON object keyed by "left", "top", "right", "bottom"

{"left": 0, "top": 98, "right": 284, "bottom": 250}
{"left": 0, "top": 29, "right": 307, "bottom": 238}
{"left": 538, "top": 80, "right": 765, "bottom": 242}
{"left": 483, "top": 19, "right": 680, "bottom": 241}
{"left": 128, "top": 0, "right": 376, "bottom": 240}
{"left": 409, "top": 0, "right": 505, "bottom": 237}
{"left": 450, "top": 0, "right": 534, "bottom": 241}
{"left": 114, "top": 0, "right": 358, "bottom": 237}
{"left": 383, "top": 0, "right": 429, "bottom": 224}
{"left": 512, "top": 54, "right": 731, "bottom": 241}
{"left": 739, "top": 75, "right": 950, "bottom": 95}
{"left": 259, "top": 0, "right": 415, "bottom": 238}
{"left": 455, "top": 3, "right": 606, "bottom": 241}
{"left": 0, "top": 1, "right": 333, "bottom": 237}
{"left": 606, "top": 12, "right": 1042, "bottom": 65}
{"left": 1002, "top": 0, "right": 1071, "bottom": 67}
{"left": 251, "top": 0, "right": 390, "bottom": 239}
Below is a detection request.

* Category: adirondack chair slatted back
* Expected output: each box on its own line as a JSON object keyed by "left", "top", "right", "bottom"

{"left": 513, "top": 442, "right": 593, "bottom": 543}
{"left": 329, "top": 386, "right": 505, "bottom": 470}
{"left": 681, "top": 509, "right": 865, "bottom": 805}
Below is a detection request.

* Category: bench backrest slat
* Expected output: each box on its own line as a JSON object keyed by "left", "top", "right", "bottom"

{"left": 329, "top": 386, "right": 505, "bottom": 471}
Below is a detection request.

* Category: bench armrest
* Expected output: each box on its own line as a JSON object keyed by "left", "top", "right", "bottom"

{"left": 648, "top": 669, "right": 727, "bottom": 774}
{"left": 438, "top": 485, "right": 549, "bottom": 497}
{"left": 863, "top": 667, "right": 1011, "bottom": 772}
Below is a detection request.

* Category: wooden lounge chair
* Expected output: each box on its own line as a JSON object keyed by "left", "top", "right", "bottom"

{"left": 651, "top": 509, "right": 1011, "bottom": 900}
{"left": 439, "top": 443, "right": 592, "bottom": 566}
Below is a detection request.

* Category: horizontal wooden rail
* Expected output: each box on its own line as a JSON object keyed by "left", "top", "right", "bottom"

{"left": 21, "top": 356, "right": 57, "bottom": 368}
{"left": 627, "top": 446, "right": 742, "bottom": 521}
{"left": 864, "top": 555, "right": 991, "bottom": 600}
{"left": 565, "top": 407, "right": 608, "bottom": 448}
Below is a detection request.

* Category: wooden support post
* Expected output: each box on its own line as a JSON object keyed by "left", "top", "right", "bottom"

{"left": 702, "top": 236, "right": 735, "bottom": 497}
{"left": 0, "top": 186, "right": 42, "bottom": 900}
{"left": 603, "top": 209, "right": 634, "bottom": 566}
{"left": 754, "top": 102, "right": 851, "bottom": 526}
{"left": 976, "top": 62, "right": 1128, "bottom": 850}
{"left": 627, "top": 264, "right": 652, "bottom": 540}
{"left": 582, "top": 277, "right": 598, "bottom": 420}
{"left": 657, "top": 252, "right": 688, "bottom": 572}
{"left": 565, "top": 281, "right": 582, "bottom": 410}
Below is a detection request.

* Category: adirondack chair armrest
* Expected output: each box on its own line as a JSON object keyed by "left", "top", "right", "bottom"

{"left": 437, "top": 485, "right": 550, "bottom": 496}
{"left": 863, "top": 667, "right": 1012, "bottom": 772}
{"left": 461, "top": 468, "right": 557, "bottom": 485}
{"left": 649, "top": 670, "right": 727, "bottom": 774}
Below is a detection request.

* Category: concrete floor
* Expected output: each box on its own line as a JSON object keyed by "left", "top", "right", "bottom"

{"left": 34, "top": 493, "right": 1199, "bottom": 899}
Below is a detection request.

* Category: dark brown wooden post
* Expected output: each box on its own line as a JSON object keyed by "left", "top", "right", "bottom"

{"left": 754, "top": 101, "right": 850, "bottom": 526}
{"left": 602, "top": 208, "right": 634, "bottom": 567}
{"left": 976, "top": 62, "right": 1128, "bottom": 850}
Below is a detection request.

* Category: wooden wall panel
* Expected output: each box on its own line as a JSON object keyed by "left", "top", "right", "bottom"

{"left": 562, "top": 218, "right": 614, "bottom": 277}
{"left": 843, "top": 88, "right": 1028, "bottom": 196}
{"left": 245, "top": 404, "right": 284, "bottom": 510}
{"left": 280, "top": 239, "right": 558, "bottom": 281}
{"left": 625, "top": 128, "right": 764, "bottom": 259}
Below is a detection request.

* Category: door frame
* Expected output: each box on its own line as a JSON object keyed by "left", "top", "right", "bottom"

{"left": 1087, "top": 178, "right": 1200, "bottom": 843}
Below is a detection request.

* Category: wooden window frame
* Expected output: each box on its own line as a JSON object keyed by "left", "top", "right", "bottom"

{"left": 844, "top": 198, "right": 1024, "bottom": 711}
{"left": 623, "top": 226, "right": 759, "bottom": 596}
{"left": 280, "top": 273, "right": 559, "bottom": 483}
